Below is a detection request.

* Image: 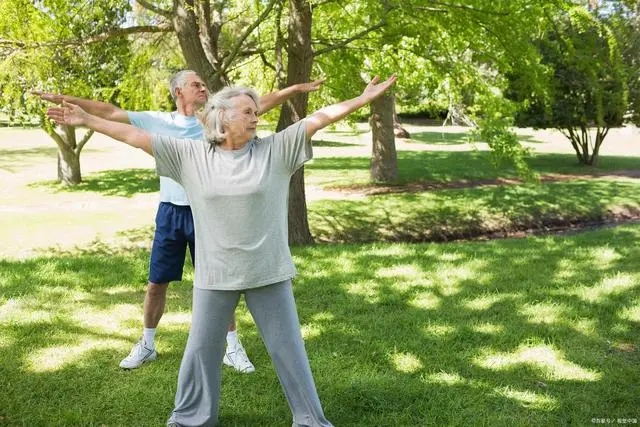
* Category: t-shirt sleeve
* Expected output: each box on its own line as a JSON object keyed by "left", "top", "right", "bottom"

{"left": 268, "top": 120, "right": 312, "bottom": 174}
{"left": 151, "top": 134, "right": 188, "bottom": 183}
{"left": 127, "top": 111, "right": 161, "bottom": 130}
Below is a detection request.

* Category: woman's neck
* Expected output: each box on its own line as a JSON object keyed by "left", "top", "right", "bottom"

{"left": 219, "top": 136, "right": 249, "bottom": 151}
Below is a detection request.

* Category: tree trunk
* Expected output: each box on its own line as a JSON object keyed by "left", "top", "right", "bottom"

{"left": 391, "top": 93, "right": 410, "bottom": 138}
{"left": 55, "top": 125, "right": 82, "bottom": 185}
{"left": 370, "top": 91, "right": 398, "bottom": 183}
{"left": 276, "top": 0, "right": 314, "bottom": 245}
{"left": 172, "top": 0, "right": 225, "bottom": 91}
{"left": 565, "top": 126, "right": 607, "bottom": 166}
{"left": 57, "top": 146, "right": 81, "bottom": 185}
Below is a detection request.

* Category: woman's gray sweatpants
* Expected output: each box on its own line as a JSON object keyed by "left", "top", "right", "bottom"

{"left": 167, "top": 280, "right": 333, "bottom": 427}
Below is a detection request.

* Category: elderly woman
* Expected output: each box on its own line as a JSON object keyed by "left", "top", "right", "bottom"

{"left": 47, "top": 74, "right": 396, "bottom": 427}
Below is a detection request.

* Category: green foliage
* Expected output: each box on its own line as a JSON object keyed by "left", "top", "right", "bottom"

{"left": 115, "top": 36, "right": 184, "bottom": 112}
{"left": 510, "top": 7, "right": 628, "bottom": 130}
{"left": 606, "top": 0, "right": 640, "bottom": 125}
{"left": 471, "top": 94, "right": 537, "bottom": 181}
{"left": 0, "top": 0, "right": 133, "bottom": 125}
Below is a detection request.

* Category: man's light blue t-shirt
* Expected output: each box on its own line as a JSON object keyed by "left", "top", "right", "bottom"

{"left": 128, "top": 111, "right": 203, "bottom": 206}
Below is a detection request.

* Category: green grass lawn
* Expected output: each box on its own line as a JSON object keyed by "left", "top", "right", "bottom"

{"left": 0, "top": 225, "right": 639, "bottom": 426}
{"left": 306, "top": 150, "right": 640, "bottom": 188}
{"left": 0, "top": 125, "right": 639, "bottom": 426}
{"left": 309, "top": 178, "right": 640, "bottom": 243}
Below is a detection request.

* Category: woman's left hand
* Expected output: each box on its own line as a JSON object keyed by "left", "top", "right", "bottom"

{"left": 362, "top": 74, "right": 397, "bottom": 102}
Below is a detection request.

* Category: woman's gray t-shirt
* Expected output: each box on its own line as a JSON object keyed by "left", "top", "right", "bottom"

{"left": 151, "top": 120, "right": 311, "bottom": 291}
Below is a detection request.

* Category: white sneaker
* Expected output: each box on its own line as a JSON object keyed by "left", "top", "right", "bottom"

{"left": 223, "top": 341, "right": 255, "bottom": 373}
{"left": 119, "top": 339, "right": 157, "bottom": 369}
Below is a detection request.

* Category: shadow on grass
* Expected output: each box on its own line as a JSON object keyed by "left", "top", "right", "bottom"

{"left": 308, "top": 179, "right": 640, "bottom": 243}
{"left": 518, "top": 134, "right": 547, "bottom": 143}
{"left": 0, "top": 146, "right": 60, "bottom": 172}
{"left": 410, "top": 131, "right": 474, "bottom": 145}
{"left": 312, "top": 139, "right": 360, "bottom": 147}
{"left": 408, "top": 128, "right": 548, "bottom": 145}
{"left": 0, "top": 226, "right": 639, "bottom": 425}
{"left": 292, "top": 225, "right": 640, "bottom": 425}
{"left": 30, "top": 168, "right": 159, "bottom": 197}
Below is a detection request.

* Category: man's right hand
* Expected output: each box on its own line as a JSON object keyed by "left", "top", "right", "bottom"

{"left": 31, "top": 90, "right": 64, "bottom": 105}
{"left": 46, "top": 101, "right": 89, "bottom": 127}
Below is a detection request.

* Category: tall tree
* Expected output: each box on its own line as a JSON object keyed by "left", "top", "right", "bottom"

{"left": 275, "top": 0, "right": 315, "bottom": 244}
{"left": 509, "top": 6, "right": 628, "bottom": 165}
{"left": 313, "top": 0, "right": 568, "bottom": 181}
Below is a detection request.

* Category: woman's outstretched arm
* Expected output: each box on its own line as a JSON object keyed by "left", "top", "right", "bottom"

{"left": 258, "top": 79, "right": 325, "bottom": 115}
{"left": 303, "top": 74, "right": 396, "bottom": 139}
{"left": 47, "top": 101, "right": 152, "bottom": 155}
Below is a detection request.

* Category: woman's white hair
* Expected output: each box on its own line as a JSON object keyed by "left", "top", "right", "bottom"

{"left": 198, "top": 86, "right": 260, "bottom": 145}
{"left": 169, "top": 70, "right": 198, "bottom": 101}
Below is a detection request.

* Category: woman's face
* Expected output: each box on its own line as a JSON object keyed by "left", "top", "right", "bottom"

{"left": 225, "top": 94, "right": 259, "bottom": 142}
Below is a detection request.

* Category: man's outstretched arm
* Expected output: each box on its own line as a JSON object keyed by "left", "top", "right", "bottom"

{"left": 257, "top": 79, "right": 326, "bottom": 116}
{"left": 47, "top": 102, "right": 151, "bottom": 154}
{"left": 32, "top": 91, "right": 130, "bottom": 124}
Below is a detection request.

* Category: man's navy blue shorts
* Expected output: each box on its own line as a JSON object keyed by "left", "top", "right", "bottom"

{"left": 148, "top": 202, "right": 195, "bottom": 284}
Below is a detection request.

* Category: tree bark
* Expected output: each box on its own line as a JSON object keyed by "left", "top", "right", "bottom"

{"left": 54, "top": 125, "right": 83, "bottom": 185}
{"left": 565, "top": 125, "right": 608, "bottom": 166}
{"left": 391, "top": 93, "right": 410, "bottom": 138}
{"left": 57, "top": 147, "right": 81, "bottom": 185}
{"left": 172, "top": 0, "right": 225, "bottom": 90}
{"left": 370, "top": 91, "right": 398, "bottom": 183}
{"left": 276, "top": 0, "right": 314, "bottom": 245}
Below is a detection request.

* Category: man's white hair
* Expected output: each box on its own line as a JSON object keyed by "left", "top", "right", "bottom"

{"left": 169, "top": 70, "right": 199, "bottom": 101}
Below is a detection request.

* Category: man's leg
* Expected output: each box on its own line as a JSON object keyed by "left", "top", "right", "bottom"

{"left": 120, "top": 202, "right": 187, "bottom": 369}
{"left": 222, "top": 312, "right": 255, "bottom": 373}
{"left": 142, "top": 281, "right": 169, "bottom": 343}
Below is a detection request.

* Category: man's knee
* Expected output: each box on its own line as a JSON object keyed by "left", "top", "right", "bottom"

{"left": 147, "top": 282, "right": 169, "bottom": 298}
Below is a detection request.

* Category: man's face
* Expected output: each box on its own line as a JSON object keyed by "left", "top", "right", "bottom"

{"left": 176, "top": 74, "right": 208, "bottom": 108}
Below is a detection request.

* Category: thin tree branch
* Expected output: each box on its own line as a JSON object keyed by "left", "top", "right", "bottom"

{"left": 221, "top": 0, "right": 278, "bottom": 71}
{"left": 0, "top": 25, "right": 173, "bottom": 51}
{"left": 313, "top": 21, "right": 386, "bottom": 57}
{"left": 274, "top": 0, "right": 285, "bottom": 87}
{"left": 420, "top": 1, "right": 510, "bottom": 16}
{"left": 46, "top": 126, "right": 67, "bottom": 152}
{"left": 310, "top": 0, "right": 342, "bottom": 7}
{"left": 0, "top": 38, "right": 25, "bottom": 48}
{"left": 413, "top": 7, "right": 449, "bottom": 13}
{"left": 76, "top": 129, "right": 94, "bottom": 154}
{"left": 259, "top": 51, "right": 276, "bottom": 72}
{"left": 135, "top": 0, "right": 173, "bottom": 19}
{"left": 80, "top": 24, "right": 174, "bottom": 44}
